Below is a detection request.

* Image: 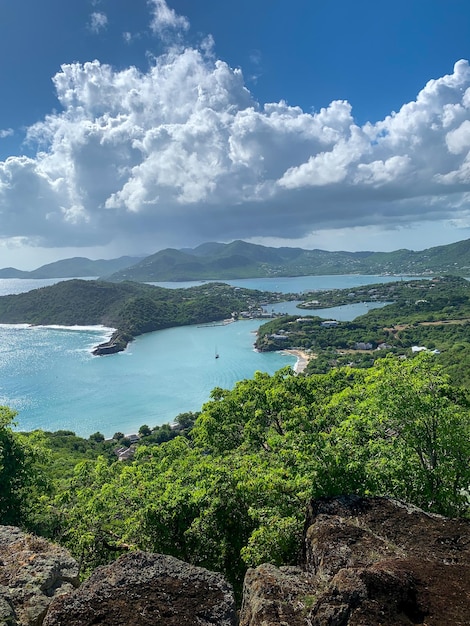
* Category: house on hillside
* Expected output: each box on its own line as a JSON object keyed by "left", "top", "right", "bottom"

{"left": 321, "top": 320, "right": 339, "bottom": 328}
{"left": 125, "top": 434, "right": 140, "bottom": 444}
{"left": 115, "top": 446, "right": 136, "bottom": 461}
{"left": 355, "top": 342, "right": 374, "bottom": 350}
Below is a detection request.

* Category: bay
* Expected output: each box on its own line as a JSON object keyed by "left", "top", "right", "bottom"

{"left": 0, "top": 275, "right": 412, "bottom": 438}
{"left": 150, "top": 274, "right": 417, "bottom": 293}
{"left": 0, "top": 320, "right": 292, "bottom": 439}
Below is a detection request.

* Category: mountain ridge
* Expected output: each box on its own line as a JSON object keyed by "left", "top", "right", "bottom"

{"left": 0, "top": 255, "right": 143, "bottom": 279}
{"left": 106, "top": 238, "right": 470, "bottom": 281}
{"left": 2, "top": 238, "right": 470, "bottom": 281}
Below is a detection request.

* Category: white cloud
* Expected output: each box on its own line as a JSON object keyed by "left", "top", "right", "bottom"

{"left": 148, "top": 0, "right": 189, "bottom": 38}
{"left": 89, "top": 11, "right": 108, "bottom": 34}
{"left": 2, "top": 43, "right": 470, "bottom": 255}
{"left": 0, "top": 129, "right": 13, "bottom": 139}
{"left": 445, "top": 120, "right": 470, "bottom": 154}
{"left": 354, "top": 155, "right": 412, "bottom": 186}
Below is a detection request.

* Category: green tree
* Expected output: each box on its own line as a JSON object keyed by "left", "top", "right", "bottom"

{"left": 317, "top": 355, "right": 470, "bottom": 515}
{"left": 89, "top": 432, "right": 105, "bottom": 443}
{"left": 0, "top": 406, "right": 45, "bottom": 525}
{"left": 138, "top": 424, "right": 151, "bottom": 437}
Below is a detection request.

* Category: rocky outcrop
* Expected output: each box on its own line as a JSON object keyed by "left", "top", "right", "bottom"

{"left": 92, "top": 330, "right": 132, "bottom": 355}
{"left": 43, "top": 551, "right": 237, "bottom": 626}
{"left": 3, "top": 497, "right": 469, "bottom": 625}
{"left": 0, "top": 529, "right": 236, "bottom": 626}
{"left": 239, "top": 495, "right": 470, "bottom": 626}
{"left": 0, "top": 526, "right": 79, "bottom": 626}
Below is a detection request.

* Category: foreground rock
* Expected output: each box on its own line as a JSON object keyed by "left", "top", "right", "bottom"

{"left": 239, "top": 495, "right": 470, "bottom": 626}
{"left": 43, "top": 551, "right": 236, "bottom": 626}
{"left": 0, "top": 526, "right": 79, "bottom": 626}
{"left": 3, "top": 497, "right": 469, "bottom": 625}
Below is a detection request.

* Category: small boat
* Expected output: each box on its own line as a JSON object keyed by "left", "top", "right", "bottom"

{"left": 215, "top": 347, "right": 219, "bottom": 359}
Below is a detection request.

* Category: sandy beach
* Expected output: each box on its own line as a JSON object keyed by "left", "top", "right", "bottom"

{"left": 282, "top": 349, "right": 314, "bottom": 373}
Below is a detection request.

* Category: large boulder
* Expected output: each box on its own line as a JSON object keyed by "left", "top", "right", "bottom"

{"left": 239, "top": 496, "right": 470, "bottom": 626}
{"left": 43, "top": 551, "right": 237, "bottom": 626}
{"left": 0, "top": 526, "right": 79, "bottom": 626}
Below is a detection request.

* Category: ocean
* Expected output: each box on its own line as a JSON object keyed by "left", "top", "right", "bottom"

{"left": 0, "top": 275, "right": 413, "bottom": 437}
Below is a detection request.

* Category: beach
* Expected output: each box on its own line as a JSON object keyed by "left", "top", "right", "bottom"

{"left": 282, "top": 349, "right": 314, "bottom": 373}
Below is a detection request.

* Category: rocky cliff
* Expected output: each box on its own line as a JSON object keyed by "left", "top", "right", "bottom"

{"left": 1, "top": 497, "right": 469, "bottom": 625}
{"left": 239, "top": 495, "right": 470, "bottom": 625}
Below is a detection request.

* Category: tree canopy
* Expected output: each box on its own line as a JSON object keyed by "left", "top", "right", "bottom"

{"left": 16, "top": 354, "right": 467, "bottom": 598}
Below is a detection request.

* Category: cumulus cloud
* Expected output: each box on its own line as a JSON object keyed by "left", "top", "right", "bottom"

{"left": 88, "top": 11, "right": 108, "bottom": 34}
{"left": 2, "top": 31, "right": 470, "bottom": 253}
{"left": 0, "top": 128, "right": 14, "bottom": 139}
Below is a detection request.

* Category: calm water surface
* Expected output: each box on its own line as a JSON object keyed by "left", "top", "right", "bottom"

{"left": 0, "top": 275, "right": 411, "bottom": 437}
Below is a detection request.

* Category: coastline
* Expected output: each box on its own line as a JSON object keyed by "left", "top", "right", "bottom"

{"left": 281, "top": 349, "right": 314, "bottom": 373}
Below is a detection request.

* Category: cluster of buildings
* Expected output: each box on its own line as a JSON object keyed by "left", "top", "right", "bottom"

{"left": 114, "top": 433, "right": 140, "bottom": 461}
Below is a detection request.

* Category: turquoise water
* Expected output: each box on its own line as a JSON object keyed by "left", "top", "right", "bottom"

{"left": 269, "top": 300, "right": 391, "bottom": 318}
{"left": 150, "top": 274, "right": 418, "bottom": 293}
{"left": 0, "top": 275, "right": 411, "bottom": 437}
{"left": 0, "top": 320, "right": 293, "bottom": 438}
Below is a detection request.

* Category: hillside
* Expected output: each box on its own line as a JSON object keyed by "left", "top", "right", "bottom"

{"left": 3, "top": 353, "right": 468, "bottom": 608}
{"left": 3, "top": 239, "right": 470, "bottom": 282}
{"left": 0, "top": 255, "right": 142, "bottom": 279}
{"left": 0, "top": 278, "right": 292, "bottom": 354}
{"left": 256, "top": 275, "right": 470, "bottom": 387}
{"left": 107, "top": 238, "right": 470, "bottom": 281}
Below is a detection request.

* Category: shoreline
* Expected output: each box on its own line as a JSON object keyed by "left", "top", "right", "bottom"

{"left": 281, "top": 349, "right": 314, "bottom": 373}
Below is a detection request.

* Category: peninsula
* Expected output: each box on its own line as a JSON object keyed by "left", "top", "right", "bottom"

{"left": 0, "top": 279, "right": 297, "bottom": 355}
{"left": 256, "top": 275, "right": 470, "bottom": 387}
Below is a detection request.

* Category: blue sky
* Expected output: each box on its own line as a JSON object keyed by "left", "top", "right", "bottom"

{"left": 1, "top": 0, "right": 470, "bottom": 268}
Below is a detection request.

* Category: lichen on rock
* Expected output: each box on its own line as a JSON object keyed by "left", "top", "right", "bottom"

{"left": 0, "top": 526, "right": 79, "bottom": 626}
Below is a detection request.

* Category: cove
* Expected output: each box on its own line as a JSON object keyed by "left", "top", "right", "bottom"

{"left": 0, "top": 275, "right": 412, "bottom": 437}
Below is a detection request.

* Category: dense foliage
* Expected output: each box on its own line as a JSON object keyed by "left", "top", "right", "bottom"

{"left": 0, "top": 407, "right": 45, "bottom": 525}
{"left": 4, "top": 354, "right": 468, "bottom": 600}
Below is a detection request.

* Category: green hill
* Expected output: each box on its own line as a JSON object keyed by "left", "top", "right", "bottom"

{"left": 0, "top": 256, "right": 143, "bottom": 279}
{"left": 0, "top": 279, "right": 290, "bottom": 354}
{"left": 3, "top": 238, "right": 470, "bottom": 282}
{"left": 107, "top": 238, "right": 470, "bottom": 282}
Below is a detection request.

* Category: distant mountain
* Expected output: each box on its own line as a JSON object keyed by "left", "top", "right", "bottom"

{"left": 0, "top": 256, "right": 143, "bottom": 279}
{"left": 3, "top": 239, "right": 470, "bottom": 283}
{"left": 106, "top": 238, "right": 470, "bottom": 282}
{"left": 0, "top": 267, "right": 30, "bottom": 278}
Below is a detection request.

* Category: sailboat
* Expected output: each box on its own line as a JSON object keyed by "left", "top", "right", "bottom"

{"left": 215, "top": 346, "right": 220, "bottom": 359}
